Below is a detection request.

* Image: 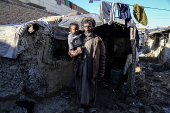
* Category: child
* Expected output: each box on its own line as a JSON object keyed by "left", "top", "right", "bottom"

{"left": 68, "top": 23, "right": 82, "bottom": 58}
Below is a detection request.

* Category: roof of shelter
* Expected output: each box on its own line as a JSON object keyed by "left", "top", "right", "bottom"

{"left": 58, "top": 13, "right": 126, "bottom": 30}
{"left": 148, "top": 27, "right": 170, "bottom": 36}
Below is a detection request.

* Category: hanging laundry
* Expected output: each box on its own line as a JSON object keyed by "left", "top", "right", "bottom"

{"left": 117, "top": 3, "right": 132, "bottom": 27}
{"left": 99, "top": 1, "right": 117, "bottom": 25}
{"left": 64, "top": 0, "right": 69, "bottom": 6}
{"left": 89, "top": 0, "right": 100, "bottom": 3}
{"left": 61, "top": 0, "right": 65, "bottom": 4}
{"left": 56, "top": 0, "right": 61, "bottom": 5}
{"left": 133, "top": 4, "right": 148, "bottom": 25}
{"left": 74, "top": 4, "right": 77, "bottom": 10}
{"left": 89, "top": 0, "right": 93, "bottom": 3}
{"left": 72, "top": 3, "right": 75, "bottom": 10}
{"left": 69, "top": 1, "right": 72, "bottom": 9}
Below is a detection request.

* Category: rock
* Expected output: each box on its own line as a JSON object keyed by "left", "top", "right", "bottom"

{"left": 153, "top": 78, "right": 162, "bottom": 82}
{"left": 165, "top": 87, "right": 170, "bottom": 93}
{"left": 16, "top": 81, "right": 24, "bottom": 93}
{"left": 161, "top": 83, "right": 168, "bottom": 87}
{"left": 143, "top": 105, "right": 153, "bottom": 113}
{"left": 125, "top": 97, "right": 137, "bottom": 104}
{"left": 135, "top": 67, "right": 141, "bottom": 73}
{"left": 152, "top": 105, "right": 165, "bottom": 113}
{"left": 5, "top": 75, "right": 12, "bottom": 81}
{"left": 28, "top": 68, "right": 35, "bottom": 76}
{"left": 117, "top": 102, "right": 129, "bottom": 110}
{"left": 162, "top": 107, "right": 170, "bottom": 113}
{"left": 9, "top": 65, "right": 18, "bottom": 70}
{"left": 0, "top": 91, "right": 18, "bottom": 99}
{"left": 22, "top": 56, "right": 32, "bottom": 61}
{"left": 112, "top": 104, "right": 119, "bottom": 110}
{"left": 157, "top": 98, "right": 170, "bottom": 105}
{"left": 135, "top": 102, "right": 143, "bottom": 107}
{"left": 137, "top": 87, "right": 146, "bottom": 91}
{"left": 9, "top": 107, "right": 23, "bottom": 113}
{"left": 106, "top": 104, "right": 118, "bottom": 110}
{"left": 161, "top": 90, "right": 170, "bottom": 97}
{"left": 129, "top": 107, "right": 139, "bottom": 113}
{"left": 0, "top": 101, "right": 16, "bottom": 112}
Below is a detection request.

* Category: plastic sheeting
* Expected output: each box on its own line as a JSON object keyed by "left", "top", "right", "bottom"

{"left": 58, "top": 13, "right": 103, "bottom": 30}
{"left": 0, "top": 24, "right": 28, "bottom": 58}
{"left": 0, "top": 14, "right": 126, "bottom": 59}
{"left": 0, "top": 21, "right": 52, "bottom": 59}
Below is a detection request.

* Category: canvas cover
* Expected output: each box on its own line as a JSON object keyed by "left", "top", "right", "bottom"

{"left": 0, "top": 21, "right": 52, "bottom": 59}
{"left": 0, "top": 13, "right": 126, "bottom": 59}
{"left": 58, "top": 13, "right": 103, "bottom": 30}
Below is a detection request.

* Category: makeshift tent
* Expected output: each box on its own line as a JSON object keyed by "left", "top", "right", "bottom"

{"left": 58, "top": 13, "right": 139, "bottom": 94}
{"left": 145, "top": 27, "right": 170, "bottom": 65}
{"left": 0, "top": 12, "right": 139, "bottom": 95}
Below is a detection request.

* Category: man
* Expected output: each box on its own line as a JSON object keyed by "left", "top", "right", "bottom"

{"left": 71, "top": 17, "right": 106, "bottom": 113}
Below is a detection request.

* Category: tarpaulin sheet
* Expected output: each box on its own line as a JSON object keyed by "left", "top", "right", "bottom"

{"left": 0, "top": 21, "right": 52, "bottom": 59}
{"left": 0, "top": 24, "right": 28, "bottom": 58}
{"left": 58, "top": 13, "right": 103, "bottom": 30}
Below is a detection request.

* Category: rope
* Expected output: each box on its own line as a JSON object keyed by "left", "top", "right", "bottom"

{"left": 129, "top": 5, "right": 170, "bottom": 11}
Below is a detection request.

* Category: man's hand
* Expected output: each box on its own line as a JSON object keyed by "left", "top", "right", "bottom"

{"left": 68, "top": 47, "right": 82, "bottom": 58}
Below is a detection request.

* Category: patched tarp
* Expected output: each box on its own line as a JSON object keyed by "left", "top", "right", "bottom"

{"left": 0, "top": 15, "right": 69, "bottom": 59}
{"left": 0, "top": 21, "right": 52, "bottom": 59}
{"left": 0, "top": 13, "right": 126, "bottom": 59}
{"left": 0, "top": 24, "right": 28, "bottom": 58}
{"left": 58, "top": 13, "right": 103, "bottom": 30}
{"left": 58, "top": 13, "right": 126, "bottom": 29}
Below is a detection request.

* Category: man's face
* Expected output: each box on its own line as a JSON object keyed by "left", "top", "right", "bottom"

{"left": 83, "top": 22, "right": 94, "bottom": 33}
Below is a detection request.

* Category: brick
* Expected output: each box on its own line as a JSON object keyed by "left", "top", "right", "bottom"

{"left": 0, "top": 0, "right": 56, "bottom": 24}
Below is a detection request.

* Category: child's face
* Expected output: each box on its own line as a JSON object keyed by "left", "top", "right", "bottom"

{"left": 70, "top": 25, "right": 79, "bottom": 34}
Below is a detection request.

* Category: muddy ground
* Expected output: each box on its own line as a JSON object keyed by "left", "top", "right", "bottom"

{"left": 8, "top": 57, "right": 170, "bottom": 113}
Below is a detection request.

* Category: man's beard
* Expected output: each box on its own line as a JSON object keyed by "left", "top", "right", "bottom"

{"left": 84, "top": 31, "right": 93, "bottom": 37}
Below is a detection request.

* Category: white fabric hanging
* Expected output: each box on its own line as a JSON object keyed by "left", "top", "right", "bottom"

{"left": 99, "top": 1, "right": 117, "bottom": 25}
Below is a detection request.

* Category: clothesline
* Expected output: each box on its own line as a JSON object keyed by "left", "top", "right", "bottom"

{"left": 89, "top": 0, "right": 170, "bottom": 11}
{"left": 129, "top": 5, "right": 170, "bottom": 12}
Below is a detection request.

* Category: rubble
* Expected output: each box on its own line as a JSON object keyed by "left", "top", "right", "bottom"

{"left": 0, "top": 15, "right": 170, "bottom": 113}
{"left": 1, "top": 54, "right": 170, "bottom": 112}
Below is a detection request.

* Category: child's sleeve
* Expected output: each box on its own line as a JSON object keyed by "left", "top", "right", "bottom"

{"left": 72, "top": 35, "right": 80, "bottom": 39}
{"left": 68, "top": 35, "right": 74, "bottom": 50}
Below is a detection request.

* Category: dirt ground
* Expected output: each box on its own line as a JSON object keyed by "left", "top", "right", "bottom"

{"left": 30, "top": 61, "right": 170, "bottom": 113}
{"left": 10, "top": 56, "right": 170, "bottom": 113}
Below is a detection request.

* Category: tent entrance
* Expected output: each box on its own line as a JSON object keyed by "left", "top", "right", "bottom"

{"left": 94, "top": 23, "right": 132, "bottom": 84}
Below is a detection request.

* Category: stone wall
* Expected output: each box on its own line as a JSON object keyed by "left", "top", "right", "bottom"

{"left": 0, "top": 1, "right": 86, "bottom": 112}
{"left": 159, "top": 34, "right": 170, "bottom": 64}
{"left": 146, "top": 33, "right": 170, "bottom": 64}
{"left": 18, "top": 0, "right": 89, "bottom": 15}
{"left": 0, "top": 23, "right": 74, "bottom": 112}
{"left": 0, "top": 0, "right": 57, "bottom": 25}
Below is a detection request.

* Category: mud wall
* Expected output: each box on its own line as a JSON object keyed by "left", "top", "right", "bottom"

{"left": 0, "top": 25, "right": 74, "bottom": 111}
{"left": 159, "top": 34, "right": 170, "bottom": 64}
{"left": 147, "top": 33, "right": 170, "bottom": 64}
